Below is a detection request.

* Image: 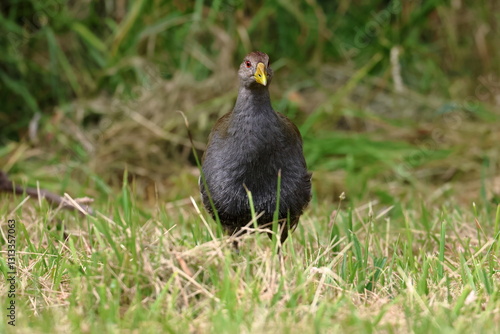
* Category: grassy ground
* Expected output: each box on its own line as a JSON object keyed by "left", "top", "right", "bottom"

{"left": 0, "top": 179, "right": 499, "bottom": 333}
{"left": 1, "top": 1, "right": 500, "bottom": 333}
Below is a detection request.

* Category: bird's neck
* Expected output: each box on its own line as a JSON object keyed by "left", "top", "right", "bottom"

{"left": 233, "top": 86, "right": 273, "bottom": 115}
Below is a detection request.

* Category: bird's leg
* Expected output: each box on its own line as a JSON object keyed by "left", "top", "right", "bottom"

{"left": 232, "top": 239, "right": 240, "bottom": 253}
{"left": 225, "top": 225, "right": 241, "bottom": 253}
{"left": 273, "top": 218, "right": 289, "bottom": 239}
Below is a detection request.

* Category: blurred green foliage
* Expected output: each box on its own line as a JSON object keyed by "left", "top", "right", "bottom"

{"left": 1, "top": 0, "right": 498, "bottom": 143}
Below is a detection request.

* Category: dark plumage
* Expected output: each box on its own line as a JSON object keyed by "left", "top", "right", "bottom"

{"left": 200, "top": 51, "right": 311, "bottom": 245}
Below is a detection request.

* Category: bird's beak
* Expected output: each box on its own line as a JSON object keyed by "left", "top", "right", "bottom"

{"left": 254, "top": 62, "right": 268, "bottom": 86}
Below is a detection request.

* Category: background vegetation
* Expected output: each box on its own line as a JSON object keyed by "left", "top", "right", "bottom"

{"left": 1, "top": 0, "right": 499, "bottom": 333}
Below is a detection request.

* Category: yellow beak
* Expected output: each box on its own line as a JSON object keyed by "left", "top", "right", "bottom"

{"left": 254, "top": 62, "right": 268, "bottom": 86}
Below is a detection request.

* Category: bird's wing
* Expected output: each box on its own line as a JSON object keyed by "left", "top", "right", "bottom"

{"left": 277, "top": 112, "right": 304, "bottom": 143}
{"left": 201, "top": 112, "right": 233, "bottom": 163}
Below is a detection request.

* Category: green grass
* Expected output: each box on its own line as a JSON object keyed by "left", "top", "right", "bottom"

{"left": 1, "top": 183, "right": 499, "bottom": 333}
{"left": 2, "top": 0, "right": 499, "bottom": 142}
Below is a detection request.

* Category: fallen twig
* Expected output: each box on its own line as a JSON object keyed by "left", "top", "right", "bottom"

{"left": 0, "top": 171, "right": 94, "bottom": 215}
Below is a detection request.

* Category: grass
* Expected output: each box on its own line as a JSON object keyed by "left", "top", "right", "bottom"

{"left": 2, "top": 0, "right": 500, "bottom": 143}
{"left": 0, "top": 185, "right": 499, "bottom": 333}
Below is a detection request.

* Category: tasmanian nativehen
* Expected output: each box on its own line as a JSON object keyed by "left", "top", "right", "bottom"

{"left": 200, "top": 51, "right": 311, "bottom": 246}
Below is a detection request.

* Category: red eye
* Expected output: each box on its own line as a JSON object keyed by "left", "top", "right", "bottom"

{"left": 245, "top": 61, "right": 251, "bottom": 68}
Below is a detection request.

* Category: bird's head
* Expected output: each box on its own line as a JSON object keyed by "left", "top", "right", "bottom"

{"left": 238, "top": 51, "right": 273, "bottom": 88}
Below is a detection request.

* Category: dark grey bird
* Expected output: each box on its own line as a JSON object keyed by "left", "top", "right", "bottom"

{"left": 200, "top": 51, "right": 311, "bottom": 246}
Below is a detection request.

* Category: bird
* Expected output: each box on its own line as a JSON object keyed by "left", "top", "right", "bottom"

{"left": 200, "top": 51, "right": 311, "bottom": 247}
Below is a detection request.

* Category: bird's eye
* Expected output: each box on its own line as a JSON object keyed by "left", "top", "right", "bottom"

{"left": 245, "top": 61, "right": 251, "bottom": 68}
